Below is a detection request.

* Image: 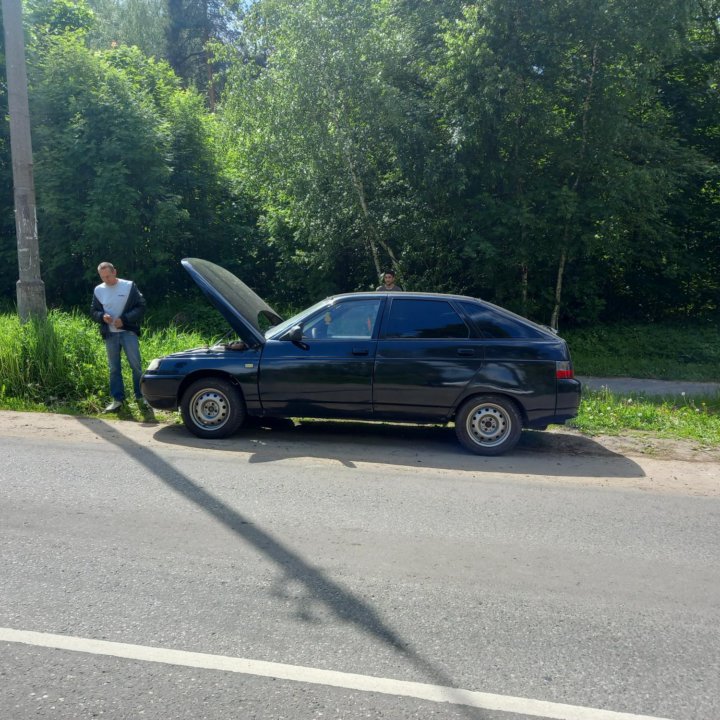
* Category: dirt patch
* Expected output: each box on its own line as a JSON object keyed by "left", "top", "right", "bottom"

{"left": 536, "top": 426, "right": 720, "bottom": 463}
{"left": 1, "top": 410, "right": 718, "bottom": 497}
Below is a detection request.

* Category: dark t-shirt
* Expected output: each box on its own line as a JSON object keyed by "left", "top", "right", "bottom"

{"left": 376, "top": 284, "right": 403, "bottom": 291}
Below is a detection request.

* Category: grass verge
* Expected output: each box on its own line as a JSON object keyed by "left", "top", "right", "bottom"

{"left": 569, "top": 388, "right": 720, "bottom": 446}
{"left": 1, "top": 311, "right": 718, "bottom": 447}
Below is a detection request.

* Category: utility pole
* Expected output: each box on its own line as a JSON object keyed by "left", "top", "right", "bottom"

{"left": 2, "top": 0, "right": 46, "bottom": 321}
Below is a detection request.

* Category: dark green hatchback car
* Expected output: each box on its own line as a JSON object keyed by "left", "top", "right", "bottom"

{"left": 141, "top": 258, "right": 581, "bottom": 456}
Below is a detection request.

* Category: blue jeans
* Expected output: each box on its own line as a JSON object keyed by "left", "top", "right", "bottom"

{"left": 104, "top": 331, "right": 143, "bottom": 401}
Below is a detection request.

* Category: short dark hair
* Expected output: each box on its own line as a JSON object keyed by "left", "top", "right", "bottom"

{"left": 383, "top": 270, "right": 396, "bottom": 277}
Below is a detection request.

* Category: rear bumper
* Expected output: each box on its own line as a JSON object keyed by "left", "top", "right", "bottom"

{"left": 557, "top": 378, "right": 582, "bottom": 412}
{"left": 523, "top": 378, "right": 581, "bottom": 429}
{"left": 525, "top": 412, "right": 577, "bottom": 430}
{"left": 544, "top": 377, "right": 582, "bottom": 427}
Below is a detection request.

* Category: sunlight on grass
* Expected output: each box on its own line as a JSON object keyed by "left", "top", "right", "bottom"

{"left": 572, "top": 388, "right": 720, "bottom": 445}
{"left": 0, "top": 310, "right": 205, "bottom": 416}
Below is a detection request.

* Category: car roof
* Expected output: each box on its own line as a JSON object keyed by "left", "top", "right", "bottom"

{"left": 328, "top": 291, "right": 481, "bottom": 302}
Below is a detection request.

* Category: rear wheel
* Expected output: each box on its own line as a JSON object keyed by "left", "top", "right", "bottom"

{"left": 180, "top": 378, "right": 245, "bottom": 439}
{"left": 455, "top": 395, "right": 522, "bottom": 456}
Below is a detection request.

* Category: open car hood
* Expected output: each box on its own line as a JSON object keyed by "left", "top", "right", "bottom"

{"left": 181, "top": 258, "right": 283, "bottom": 346}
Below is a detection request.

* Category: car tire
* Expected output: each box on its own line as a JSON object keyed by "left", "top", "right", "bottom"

{"left": 180, "top": 378, "right": 246, "bottom": 439}
{"left": 455, "top": 395, "right": 522, "bottom": 456}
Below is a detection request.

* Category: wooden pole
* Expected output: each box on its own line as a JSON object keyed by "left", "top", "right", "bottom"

{"left": 2, "top": 0, "right": 46, "bottom": 321}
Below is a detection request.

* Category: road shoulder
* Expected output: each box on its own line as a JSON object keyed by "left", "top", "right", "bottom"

{"left": 1, "top": 410, "right": 718, "bottom": 498}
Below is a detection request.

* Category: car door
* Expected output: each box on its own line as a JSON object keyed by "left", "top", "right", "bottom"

{"left": 372, "top": 297, "right": 484, "bottom": 420}
{"left": 258, "top": 297, "right": 383, "bottom": 418}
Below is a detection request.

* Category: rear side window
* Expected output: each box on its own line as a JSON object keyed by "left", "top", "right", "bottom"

{"left": 385, "top": 299, "right": 469, "bottom": 339}
{"left": 458, "top": 301, "right": 547, "bottom": 339}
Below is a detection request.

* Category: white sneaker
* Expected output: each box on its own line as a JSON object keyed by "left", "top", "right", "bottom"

{"left": 104, "top": 399, "right": 123, "bottom": 412}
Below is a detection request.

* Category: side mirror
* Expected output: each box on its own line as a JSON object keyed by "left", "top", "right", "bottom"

{"left": 287, "top": 324, "right": 303, "bottom": 342}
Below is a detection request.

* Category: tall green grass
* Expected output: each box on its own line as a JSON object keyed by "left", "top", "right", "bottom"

{"left": 0, "top": 310, "right": 103, "bottom": 405}
{"left": 570, "top": 388, "right": 720, "bottom": 445}
{"left": 0, "top": 310, "right": 205, "bottom": 413}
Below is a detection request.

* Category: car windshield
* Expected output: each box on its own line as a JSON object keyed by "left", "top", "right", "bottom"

{"left": 264, "top": 298, "right": 330, "bottom": 339}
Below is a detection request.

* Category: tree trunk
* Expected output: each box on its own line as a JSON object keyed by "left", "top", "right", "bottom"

{"left": 551, "top": 43, "right": 599, "bottom": 329}
{"left": 202, "top": 0, "right": 215, "bottom": 110}
{"left": 166, "top": 0, "right": 184, "bottom": 79}
{"left": 520, "top": 262, "right": 528, "bottom": 317}
{"left": 327, "top": 97, "right": 401, "bottom": 278}
{"left": 344, "top": 149, "right": 402, "bottom": 278}
{"left": 550, "top": 246, "right": 566, "bottom": 331}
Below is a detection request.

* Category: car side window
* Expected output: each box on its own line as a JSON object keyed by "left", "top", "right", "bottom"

{"left": 458, "top": 301, "right": 546, "bottom": 339}
{"left": 303, "top": 299, "right": 382, "bottom": 339}
{"left": 384, "top": 299, "right": 470, "bottom": 339}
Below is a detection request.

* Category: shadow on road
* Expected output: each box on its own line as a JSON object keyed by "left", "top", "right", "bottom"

{"left": 74, "top": 416, "right": 490, "bottom": 719}
{"left": 150, "top": 418, "right": 645, "bottom": 479}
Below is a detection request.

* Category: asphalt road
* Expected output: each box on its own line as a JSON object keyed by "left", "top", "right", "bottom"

{"left": 578, "top": 377, "right": 720, "bottom": 397}
{"left": 1, "top": 412, "right": 719, "bottom": 720}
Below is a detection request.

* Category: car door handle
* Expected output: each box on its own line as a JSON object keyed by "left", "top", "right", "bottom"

{"left": 457, "top": 348, "right": 475, "bottom": 356}
{"left": 352, "top": 348, "right": 369, "bottom": 356}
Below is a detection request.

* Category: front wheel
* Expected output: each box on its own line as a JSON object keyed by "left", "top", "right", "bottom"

{"left": 455, "top": 395, "right": 522, "bottom": 456}
{"left": 180, "top": 378, "right": 245, "bottom": 439}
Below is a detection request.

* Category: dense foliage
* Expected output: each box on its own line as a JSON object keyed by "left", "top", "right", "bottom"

{"left": 0, "top": 0, "right": 718, "bottom": 329}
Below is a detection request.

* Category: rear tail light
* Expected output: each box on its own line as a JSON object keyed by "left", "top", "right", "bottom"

{"left": 556, "top": 361, "right": 574, "bottom": 379}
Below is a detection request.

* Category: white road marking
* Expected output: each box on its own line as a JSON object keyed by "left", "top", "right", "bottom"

{"left": 0, "top": 627, "right": 673, "bottom": 720}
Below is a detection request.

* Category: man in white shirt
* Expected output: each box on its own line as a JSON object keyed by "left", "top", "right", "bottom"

{"left": 91, "top": 262, "right": 147, "bottom": 412}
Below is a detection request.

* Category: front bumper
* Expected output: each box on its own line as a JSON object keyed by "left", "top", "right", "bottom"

{"left": 140, "top": 373, "right": 183, "bottom": 410}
